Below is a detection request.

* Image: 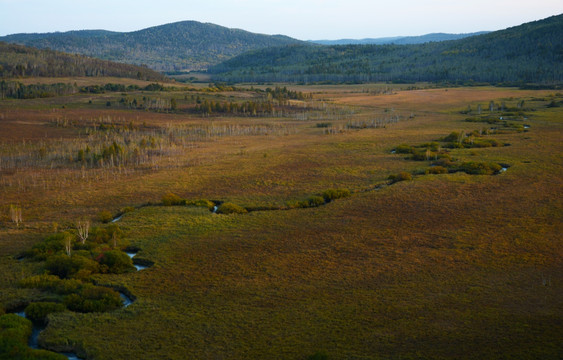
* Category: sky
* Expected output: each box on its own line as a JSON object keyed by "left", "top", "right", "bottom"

{"left": 1, "top": 0, "right": 562, "bottom": 39}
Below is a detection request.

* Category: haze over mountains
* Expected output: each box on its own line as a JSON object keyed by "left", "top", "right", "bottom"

{"left": 310, "top": 32, "right": 490, "bottom": 45}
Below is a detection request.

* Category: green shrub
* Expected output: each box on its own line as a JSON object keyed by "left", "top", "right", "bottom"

{"left": 44, "top": 255, "right": 78, "bottom": 279}
{"left": 410, "top": 149, "right": 429, "bottom": 161}
{"left": 24, "top": 302, "right": 66, "bottom": 323}
{"left": 90, "top": 224, "right": 123, "bottom": 245}
{"left": 457, "top": 162, "right": 503, "bottom": 175}
{"left": 98, "top": 211, "right": 113, "bottom": 223}
{"left": 322, "top": 189, "right": 351, "bottom": 202}
{"left": 186, "top": 199, "right": 215, "bottom": 209}
{"left": 20, "top": 274, "right": 82, "bottom": 295}
{"left": 469, "top": 138, "right": 500, "bottom": 148}
{"left": 20, "top": 274, "right": 61, "bottom": 290}
{"left": 419, "top": 142, "right": 440, "bottom": 151}
{"left": 26, "top": 233, "right": 67, "bottom": 260}
{"left": 394, "top": 144, "right": 413, "bottom": 154}
{"left": 44, "top": 254, "right": 100, "bottom": 279}
{"left": 442, "top": 131, "right": 461, "bottom": 142}
{"left": 97, "top": 250, "right": 134, "bottom": 274}
{"left": 0, "top": 314, "right": 32, "bottom": 353}
{"left": 426, "top": 166, "right": 448, "bottom": 174}
{"left": 64, "top": 285, "right": 122, "bottom": 313}
{"left": 388, "top": 172, "right": 413, "bottom": 183}
{"left": 53, "top": 278, "right": 83, "bottom": 294}
{"left": 306, "top": 196, "right": 325, "bottom": 207}
{"left": 216, "top": 202, "right": 248, "bottom": 214}
{"left": 120, "top": 206, "right": 136, "bottom": 213}
{"left": 162, "top": 192, "right": 184, "bottom": 206}
{"left": 0, "top": 314, "right": 65, "bottom": 359}
{"left": 432, "top": 157, "right": 456, "bottom": 168}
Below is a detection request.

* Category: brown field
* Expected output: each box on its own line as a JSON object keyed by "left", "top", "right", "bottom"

{"left": 0, "top": 82, "right": 562, "bottom": 359}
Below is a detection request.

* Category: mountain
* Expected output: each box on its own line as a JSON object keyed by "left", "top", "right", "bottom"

{"left": 0, "top": 21, "right": 303, "bottom": 72}
{"left": 210, "top": 14, "right": 563, "bottom": 85}
{"left": 0, "top": 41, "right": 167, "bottom": 81}
{"left": 311, "top": 32, "right": 490, "bottom": 45}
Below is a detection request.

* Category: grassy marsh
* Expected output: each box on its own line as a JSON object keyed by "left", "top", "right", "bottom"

{"left": 1, "top": 81, "right": 562, "bottom": 359}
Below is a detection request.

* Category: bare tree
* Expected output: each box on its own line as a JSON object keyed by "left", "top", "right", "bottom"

{"left": 64, "top": 233, "right": 72, "bottom": 256}
{"left": 10, "top": 205, "right": 22, "bottom": 227}
{"left": 77, "top": 220, "right": 90, "bottom": 244}
{"left": 112, "top": 231, "right": 118, "bottom": 249}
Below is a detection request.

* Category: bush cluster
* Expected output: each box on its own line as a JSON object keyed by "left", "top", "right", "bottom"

{"left": 89, "top": 224, "right": 123, "bottom": 244}
{"left": 44, "top": 254, "right": 99, "bottom": 279}
{"left": 162, "top": 192, "right": 185, "bottom": 206}
{"left": 97, "top": 250, "right": 135, "bottom": 274}
{"left": 425, "top": 166, "right": 449, "bottom": 174}
{"left": 0, "top": 314, "right": 65, "bottom": 359}
{"left": 322, "top": 188, "right": 351, "bottom": 202}
{"left": 186, "top": 199, "right": 215, "bottom": 209}
{"left": 216, "top": 202, "right": 248, "bottom": 214}
{"left": 20, "top": 274, "right": 82, "bottom": 295}
{"left": 98, "top": 210, "right": 113, "bottom": 223}
{"left": 162, "top": 192, "right": 216, "bottom": 209}
{"left": 455, "top": 162, "right": 503, "bottom": 175}
{"left": 24, "top": 302, "right": 66, "bottom": 323}
{"left": 63, "top": 285, "right": 123, "bottom": 313}
{"left": 388, "top": 172, "right": 413, "bottom": 183}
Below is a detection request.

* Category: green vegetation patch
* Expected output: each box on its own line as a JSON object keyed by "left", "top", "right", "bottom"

{"left": 0, "top": 314, "right": 66, "bottom": 359}
{"left": 24, "top": 302, "right": 66, "bottom": 324}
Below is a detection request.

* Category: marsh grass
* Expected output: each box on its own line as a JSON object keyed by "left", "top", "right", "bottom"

{"left": 0, "top": 85, "right": 562, "bottom": 359}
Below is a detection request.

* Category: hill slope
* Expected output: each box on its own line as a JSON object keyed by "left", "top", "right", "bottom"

{"left": 210, "top": 15, "right": 563, "bottom": 84}
{"left": 311, "top": 32, "right": 490, "bottom": 45}
{"left": 0, "top": 41, "right": 167, "bottom": 81}
{"left": 0, "top": 21, "right": 303, "bottom": 72}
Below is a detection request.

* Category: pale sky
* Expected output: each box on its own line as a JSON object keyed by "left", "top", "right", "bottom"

{"left": 1, "top": 0, "right": 562, "bottom": 39}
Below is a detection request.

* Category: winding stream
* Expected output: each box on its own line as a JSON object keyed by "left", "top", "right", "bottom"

{"left": 126, "top": 250, "right": 148, "bottom": 271}
{"left": 11, "top": 248, "right": 147, "bottom": 359}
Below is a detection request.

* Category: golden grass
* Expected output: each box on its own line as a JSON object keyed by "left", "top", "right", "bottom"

{"left": 0, "top": 83, "right": 562, "bottom": 359}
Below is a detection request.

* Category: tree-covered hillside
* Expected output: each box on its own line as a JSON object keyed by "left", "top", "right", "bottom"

{"left": 0, "top": 42, "right": 167, "bottom": 81}
{"left": 0, "top": 21, "right": 303, "bottom": 72}
{"left": 210, "top": 15, "right": 563, "bottom": 85}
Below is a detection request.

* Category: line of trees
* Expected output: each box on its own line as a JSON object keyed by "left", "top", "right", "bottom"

{"left": 0, "top": 41, "right": 166, "bottom": 80}
{"left": 0, "top": 81, "right": 171, "bottom": 100}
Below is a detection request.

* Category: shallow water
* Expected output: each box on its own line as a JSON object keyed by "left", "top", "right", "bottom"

{"left": 120, "top": 292, "right": 133, "bottom": 308}
{"left": 15, "top": 311, "right": 80, "bottom": 359}
{"left": 111, "top": 215, "right": 123, "bottom": 223}
{"left": 125, "top": 251, "right": 148, "bottom": 270}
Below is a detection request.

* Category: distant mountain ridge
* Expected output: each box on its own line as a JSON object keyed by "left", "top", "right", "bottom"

{"left": 0, "top": 21, "right": 303, "bottom": 72}
{"left": 311, "top": 32, "right": 490, "bottom": 45}
{"left": 210, "top": 14, "right": 563, "bottom": 84}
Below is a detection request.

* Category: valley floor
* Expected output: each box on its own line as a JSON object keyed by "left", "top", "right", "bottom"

{"left": 1, "top": 82, "right": 561, "bottom": 359}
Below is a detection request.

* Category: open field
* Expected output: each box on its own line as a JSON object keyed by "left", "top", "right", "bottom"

{"left": 1, "top": 82, "right": 562, "bottom": 359}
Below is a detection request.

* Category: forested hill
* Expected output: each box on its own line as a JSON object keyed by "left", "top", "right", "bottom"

{"left": 0, "top": 21, "right": 303, "bottom": 72}
{"left": 0, "top": 42, "right": 167, "bottom": 81}
{"left": 311, "top": 32, "right": 490, "bottom": 45}
{"left": 210, "top": 14, "right": 563, "bottom": 85}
